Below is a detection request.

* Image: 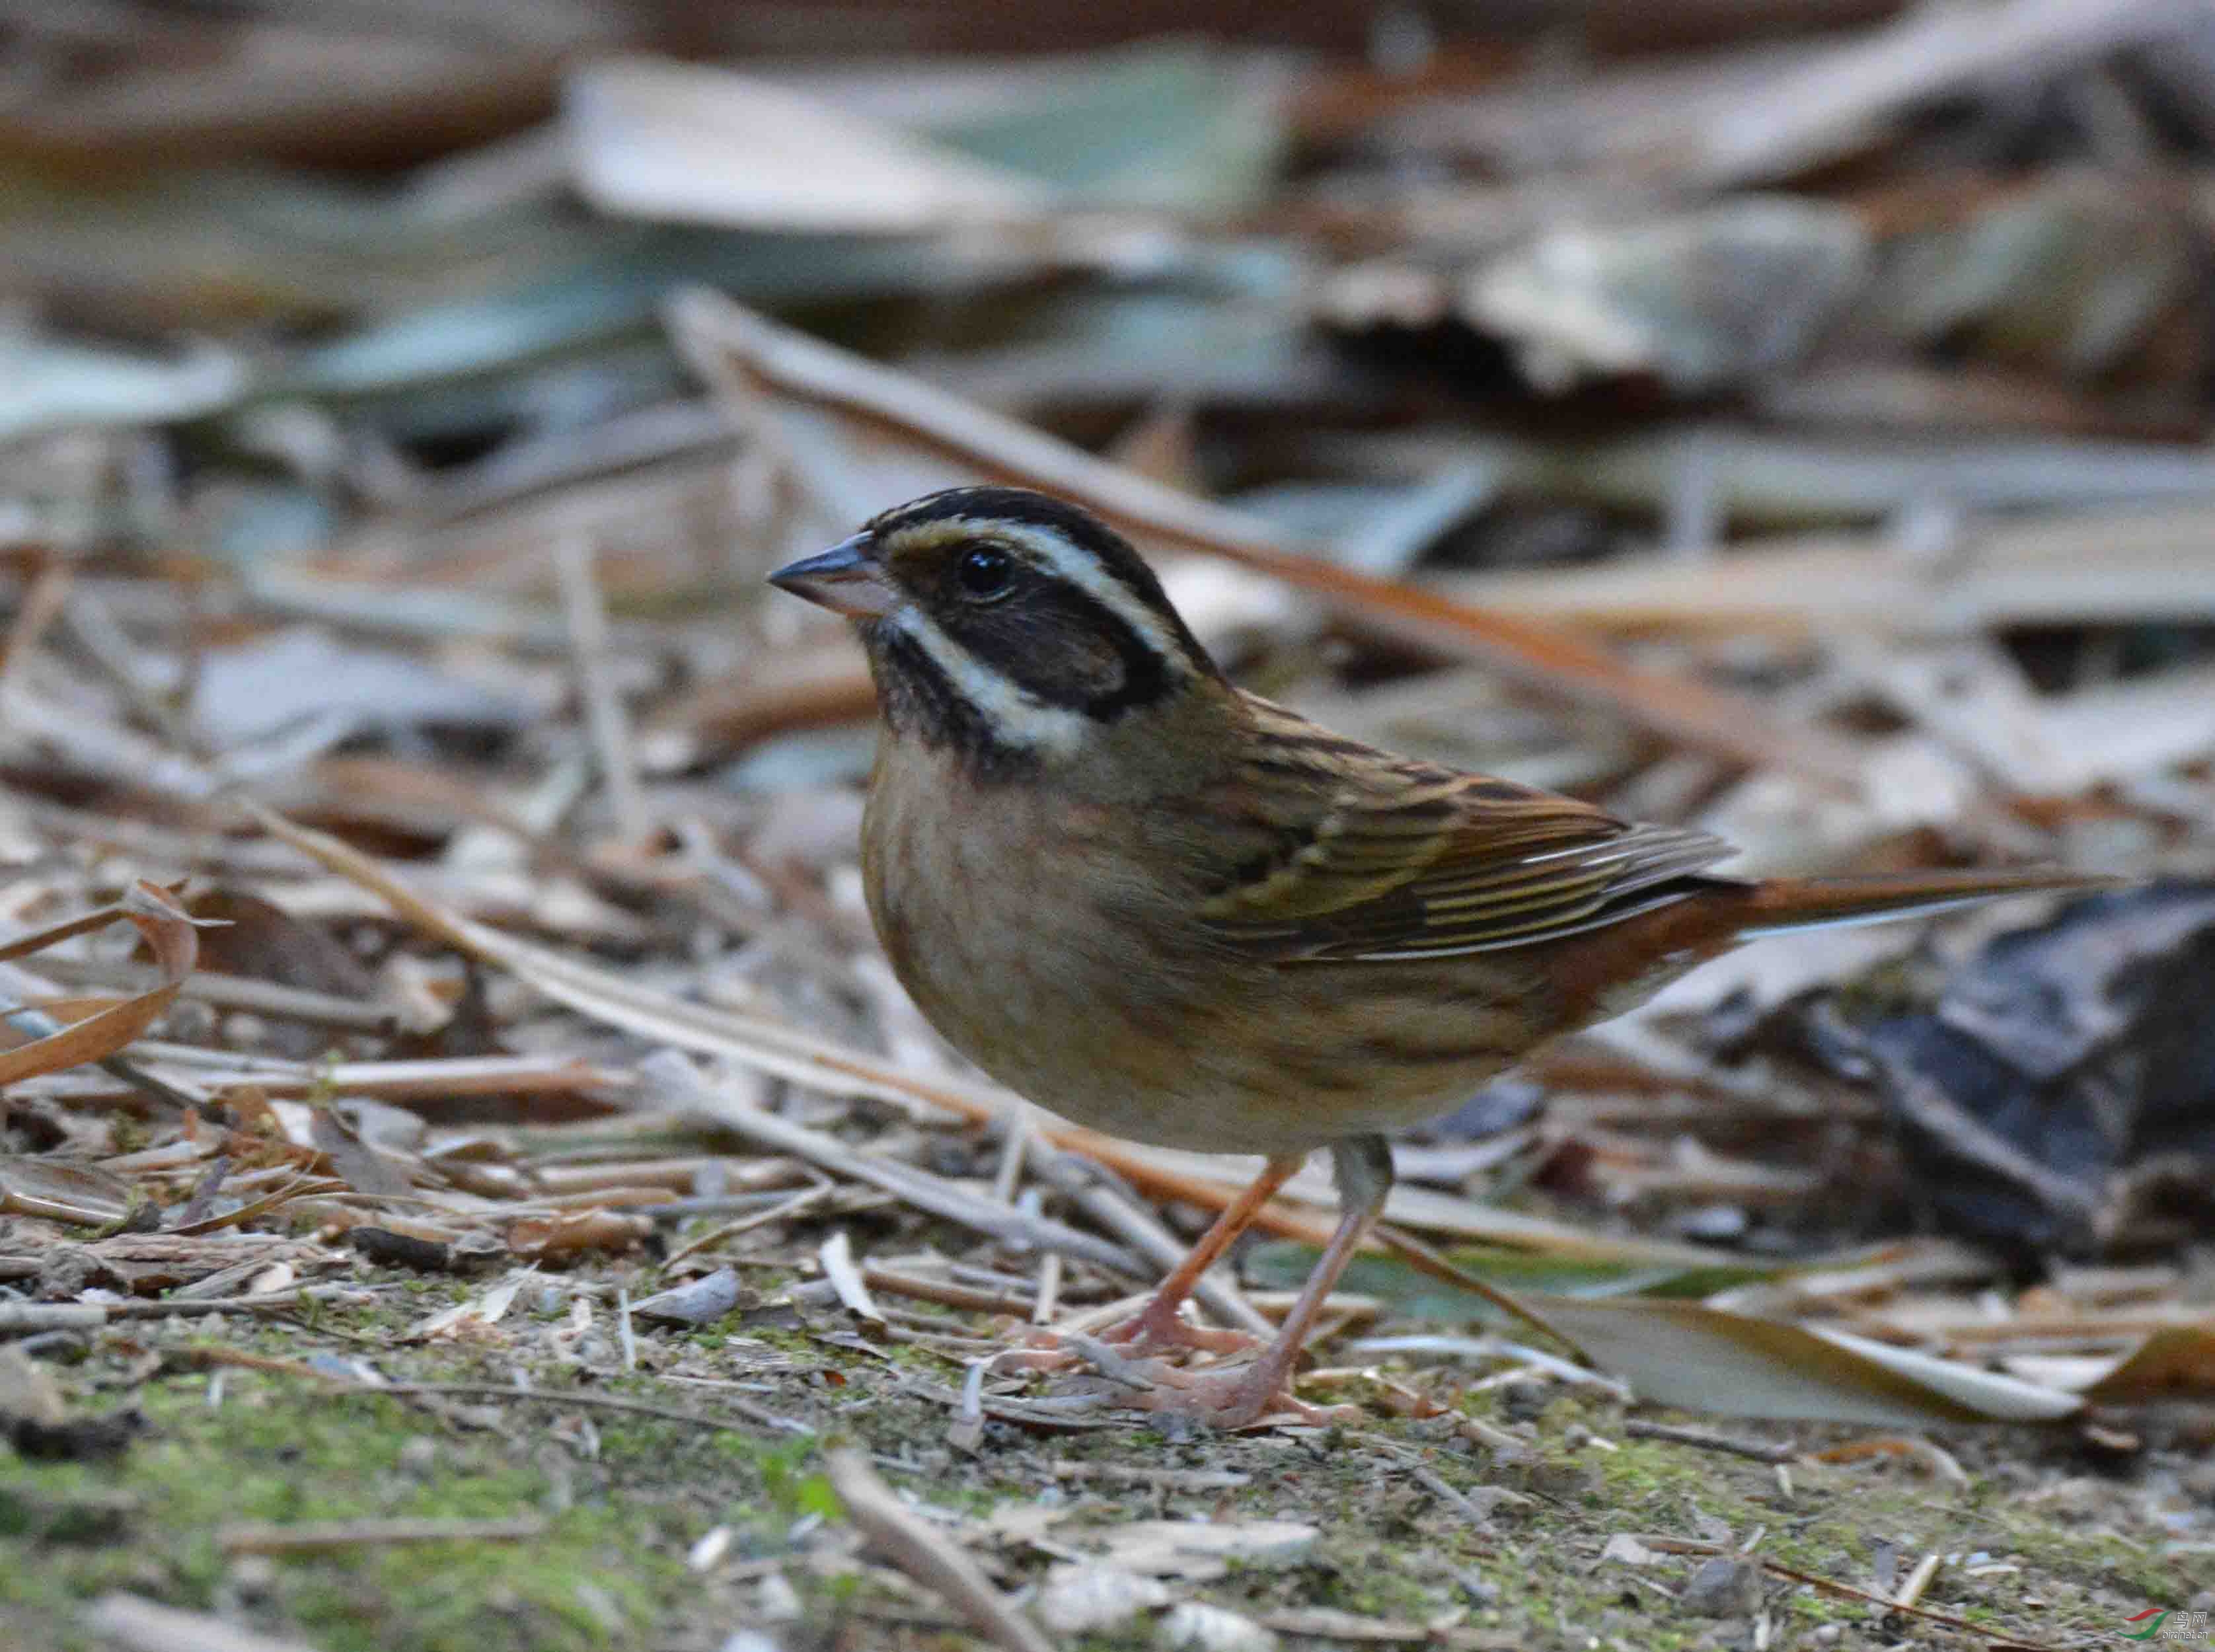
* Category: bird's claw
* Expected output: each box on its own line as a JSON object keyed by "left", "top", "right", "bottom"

{"left": 1000, "top": 1327, "right": 1359, "bottom": 1429}
{"left": 998, "top": 1301, "right": 1261, "bottom": 1377}
{"left": 1104, "top": 1359, "right": 1365, "bottom": 1429}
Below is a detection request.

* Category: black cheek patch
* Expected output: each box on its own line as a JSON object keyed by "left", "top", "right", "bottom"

{"left": 868, "top": 626, "right": 1036, "bottom": 781}
{"left": 942, "top": 583, "right": 1175, "bottom": 720}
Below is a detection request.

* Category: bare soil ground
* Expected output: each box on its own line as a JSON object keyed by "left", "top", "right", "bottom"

{"left": 6, "top": 1259, "right": 2208, "bottom": 1652}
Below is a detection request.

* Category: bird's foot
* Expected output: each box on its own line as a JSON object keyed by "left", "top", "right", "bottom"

{"left": 1057, "top": 1339, "right": 1363, "bottom": 1429}
{"left": 1093, "top": 1297, "right": 1263, "bottom": 1360}
{"left": 998, "top": 1298, "right": 1260, "bottom": 1376}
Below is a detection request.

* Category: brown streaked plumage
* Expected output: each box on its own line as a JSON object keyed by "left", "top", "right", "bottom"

{"left": 770, "top": 486, "right": 2107, "bottom": 1427}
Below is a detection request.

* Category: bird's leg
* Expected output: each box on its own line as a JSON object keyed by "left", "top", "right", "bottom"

{"left": 1114, "top": 1135, "right": 1393, "bottom": 1429}
{"left": 1092, "top": 1153, "right": 1304, "bottom": 1357}
{"left": 1004, "top": 1154, "right": 1302, "bottom": 1374}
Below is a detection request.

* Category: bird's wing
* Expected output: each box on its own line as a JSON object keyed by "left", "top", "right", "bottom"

{"left": 1197, "top": 697, "right": 1739, "bottom": 963}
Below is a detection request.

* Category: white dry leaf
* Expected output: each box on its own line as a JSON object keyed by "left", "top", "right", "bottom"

{"left": 192, "top": 627, "right": 535, "bottom": 750}
{"left": 755, "top": 1572, "right": 803, "bottom": 1624}
{"left": 630, "top": 1268, "right": 743, "bottom": 1328}
{"left": 1035, "top": 1563, "right": 1172, "bottom": 1635}
{"left": 1158, "top": 556, "right": 1322, "bottom": 657}
{"left": 0, "top": 335, "right": 246, "bottom": 440}
{"left": 981, "top": 1502, "right": 1073, "bottom": 1545}
{"left": 1600, "top": 1534, "right": 1663, "bottom": 1567}
{"left": 1091, "top": 1521, "right": 1319, "bottom": 1581}
{"left": 687, "top": 1525, "right": 732, "bottom": 1573}
{"left": 408, "top": 1270, "right": 530, "bottom": 1342}
{"left": 246, "top": 1263, "right": 296, "bottom": 1296}
{"left": 1158, "top": 1601, "right": 1279, "bottom": 1652}
{"left": 1465, "top": 199, "right": 1867, "bottom": 394}
{"left": 567, "top": 56, "right": 1050, "bottom": 233}
{"left": 819, "top": 1230, "right": 882, "bottom": 1324}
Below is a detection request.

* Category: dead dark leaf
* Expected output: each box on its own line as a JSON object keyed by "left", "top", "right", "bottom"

{"left": 1842, "top": 882, "right": 2215, "bottom": 1254}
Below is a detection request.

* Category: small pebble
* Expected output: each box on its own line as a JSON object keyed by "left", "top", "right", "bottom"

{"left": 1678, "top": 1556, "right": 1761, "bottom": 1618}
{"left": 756, "top": 1573, "right": 802, "bottom": 1624}
{"left": 1158, "top": 1601, "right": 1277, "bottom": 1651}
{"left": 1035, "top": 1563, "right": 1170, "bottom": 1635}
{"left": 570, "top": 1583, "right": 622, "bottom": 1633}
{"left": 1676, "top": 1203, "right": 1748, "bottom": 1242}
{"left": 1497, "top": 1380, "right": 1552, "bottom": 1424}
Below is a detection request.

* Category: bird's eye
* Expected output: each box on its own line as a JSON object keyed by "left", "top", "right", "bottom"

{"left": 955, "top": 546, "right": 1015, "bottom": 601}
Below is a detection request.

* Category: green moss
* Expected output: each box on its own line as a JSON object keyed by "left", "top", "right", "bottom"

{"left": 0, "top": 1367, "right": 774, "bottom": 1651}
{"left": 6, "top": 1288, "right": 2207, "bottom": 1652}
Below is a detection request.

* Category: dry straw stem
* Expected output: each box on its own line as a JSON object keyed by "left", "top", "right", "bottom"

{"left": 215, "top": 1517, "right": 548, "bottom": 1555}
{"left": 238, "top": 801, "right": 1210, "bottom": 1281}
{"left": 554, "top": 531, "right": 650, "bottom": 842}
{"left": 825, "top": 1448, "right": 1055, "bottom": 1652}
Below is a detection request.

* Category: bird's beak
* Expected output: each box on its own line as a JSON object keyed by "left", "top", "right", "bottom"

{"left": 768, "top": 533, "right": 898, "bottom": 619}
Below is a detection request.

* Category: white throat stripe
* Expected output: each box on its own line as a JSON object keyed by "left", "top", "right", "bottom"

{"left": 883, "top": 608, "right": 1090, "bottom": 757}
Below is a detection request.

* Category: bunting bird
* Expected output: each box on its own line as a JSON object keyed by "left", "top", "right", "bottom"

{"left": 771, "top": 486, "right": 2102, "bottom": 1426}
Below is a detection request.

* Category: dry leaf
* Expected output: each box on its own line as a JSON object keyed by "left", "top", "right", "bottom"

{"left": 0, "top": 882, "right": 204, "bottom": 1084}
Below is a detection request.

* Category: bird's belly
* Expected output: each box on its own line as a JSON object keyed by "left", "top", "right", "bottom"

{"left": 862, "top": 752, "right": 1544, "bottom": 1155}
{"left": 866, "top": 827, "right": 1524, "bottom": 1153}
{"left": 955, "top": 976, "right": 1523, "bottom": 1157}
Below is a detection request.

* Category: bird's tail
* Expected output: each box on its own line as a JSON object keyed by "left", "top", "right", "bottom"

{"left": 1731, "top": 868, "right": 2117, "bottom": 939}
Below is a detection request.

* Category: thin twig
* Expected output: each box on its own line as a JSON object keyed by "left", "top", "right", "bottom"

{"left": 555, "top": 532, "right": 650, "bottom": 843}
{"left": 825, "top": 1449, "right": 1054, "bottom": 1652}
{"left": 1408, "top": 1462, "right": 1532, "bottom": 1529}
{"left": 661, "top": 1180, "right": 833, "bottom": 1267}
{"left": 1025, "top": 1145, "right": 1272, "bottom": 1338}
{"left": 642, "top": 1051, "right": 1146, "bottom": 1279}
{"left": 1622, "top": 1536, "right": 2058, "bottom": 1650}
{"left": 335, "top": 1380, "right": 811, "bottom": 1437}
{"left": 1046, "top": 1459, "right": 1252, "bottom": 1490}
{"left": 0, "top": 1293, "right": 329, "bottom": 1334}
{"left": 863, "top": 1267, "right": 1035, "bottom": 1317}
{"left": 217, "top": 1517, "right": 548, "bottom": 1554}
{"left": 32, "top": 958, "right": 401, "bottom": 1034}
{"left": 1622, "top": 1419, "right": 1797, "bottom": 1465}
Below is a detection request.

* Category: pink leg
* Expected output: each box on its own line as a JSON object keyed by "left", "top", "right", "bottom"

{"left": 1100, "top": 1154, "right": 1304, "bottom": 1355}
{"left": 1119, "top": 1135, "right": 1392, "bottom": 1427}
{"left": 1002, "top": 1154, "right": 1302, "bottom": 1374}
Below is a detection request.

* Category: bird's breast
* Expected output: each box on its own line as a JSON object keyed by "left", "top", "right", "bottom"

{"left": 858, "top": 741, "right": 1543, "bottom": 1154}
